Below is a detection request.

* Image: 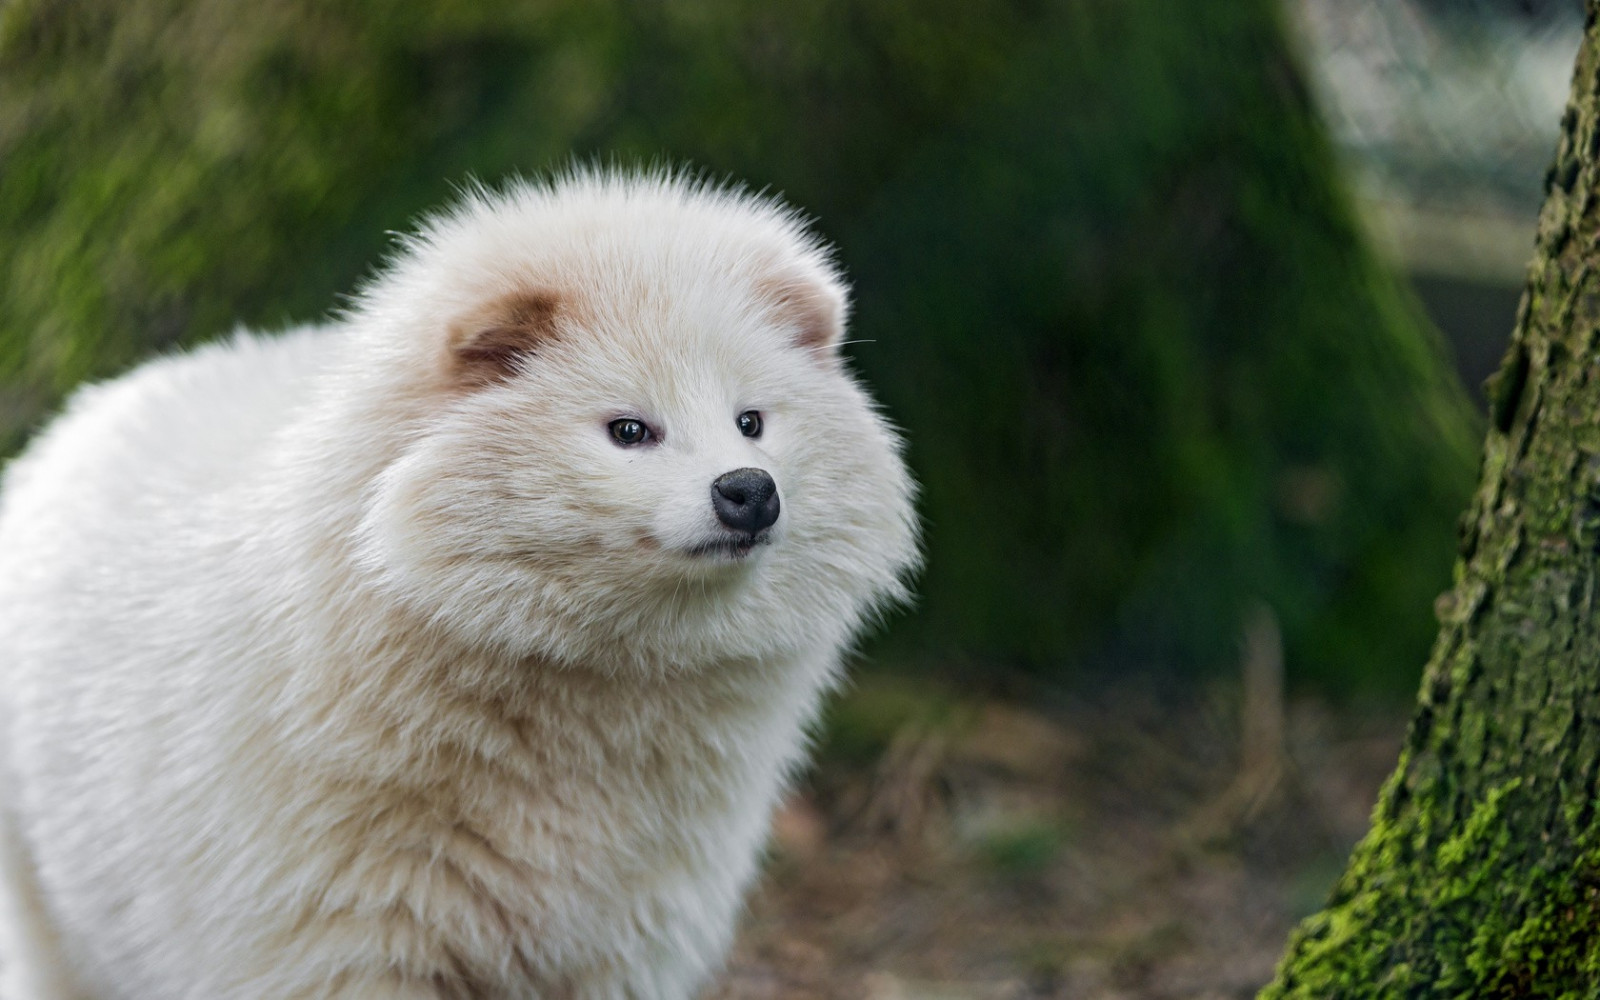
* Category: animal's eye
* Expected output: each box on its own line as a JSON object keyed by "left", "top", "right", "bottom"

{"left": 608, "top": 418, "right": 651, "bottom": 446}
{"left": 737, "top": 411, "right": 762, "bottom": 438}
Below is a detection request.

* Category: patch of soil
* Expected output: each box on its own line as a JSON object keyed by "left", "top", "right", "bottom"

{"left": 708, "top": 681, "right": 1407, "bottom": 1000}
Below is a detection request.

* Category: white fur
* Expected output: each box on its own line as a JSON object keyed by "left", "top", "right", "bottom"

{"left": 0, "top": 171, "right": 918, "bottom": 999}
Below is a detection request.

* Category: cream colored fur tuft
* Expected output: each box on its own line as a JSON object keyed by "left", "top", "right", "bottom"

{"left": 0, "top": 170, "right": 919, "bottom": 999}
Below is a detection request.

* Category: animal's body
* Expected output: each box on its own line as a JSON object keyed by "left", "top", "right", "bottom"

{"left": 0, "top": 172, "right": 918, "bottom": 999}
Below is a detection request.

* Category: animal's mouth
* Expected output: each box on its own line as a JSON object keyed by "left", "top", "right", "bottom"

{"left": 685, "top": 532, "right": 772, "bottom": 560}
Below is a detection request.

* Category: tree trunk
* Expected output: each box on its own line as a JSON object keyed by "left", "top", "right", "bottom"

{"left": 1264, "top": 5, "right": 1600, "bottom": 994}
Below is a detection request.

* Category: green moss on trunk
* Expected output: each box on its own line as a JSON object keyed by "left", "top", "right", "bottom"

{"left": 1264, "top": 5, "right": 1600, "bottom": 994}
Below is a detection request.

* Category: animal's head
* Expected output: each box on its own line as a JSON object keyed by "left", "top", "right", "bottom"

{"left": 349, "top": 171, "right": 919, "bottom": 671}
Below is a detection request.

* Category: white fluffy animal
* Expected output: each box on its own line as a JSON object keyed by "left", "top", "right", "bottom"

{"left": 0, "top": 171, "right": 918, "bottom": 999}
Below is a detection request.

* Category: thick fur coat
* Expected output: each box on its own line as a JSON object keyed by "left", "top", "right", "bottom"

{"left": 0, "top": 172, "right": 918, "bottom": 999}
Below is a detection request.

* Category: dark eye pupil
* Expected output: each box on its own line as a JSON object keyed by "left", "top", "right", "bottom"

{"left": 610, "top": 419, "right": 647, "bottom": 444}
{"left": 738, "top": 411, "right": 762, "bottom": 438}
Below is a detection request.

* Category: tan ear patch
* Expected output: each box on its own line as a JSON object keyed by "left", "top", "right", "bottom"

{"left": 759, "top": 273, "right": 845, "bottom": 359}
{"left": 448, "top": 291, "right": 563, "bottom": 385}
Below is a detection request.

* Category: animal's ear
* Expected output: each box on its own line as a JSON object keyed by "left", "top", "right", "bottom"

{"left": 447, "top": 291, "right": 562, "bottom": 385}
{"left": 759, "top": 269, "right": 848, "bottom": 363}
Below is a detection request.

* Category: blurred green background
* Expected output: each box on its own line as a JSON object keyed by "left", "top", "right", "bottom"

{"left": 0, "top": 0, "right": 1506, "bottom": 697}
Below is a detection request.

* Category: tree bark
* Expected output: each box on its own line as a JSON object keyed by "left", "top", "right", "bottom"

{"left": 1264, "top": 5, "right": 1600, "bottom": 995}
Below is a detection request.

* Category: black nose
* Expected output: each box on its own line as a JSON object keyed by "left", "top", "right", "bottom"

{"left": 711, "top": 468, "right": 780, "bottom": 535}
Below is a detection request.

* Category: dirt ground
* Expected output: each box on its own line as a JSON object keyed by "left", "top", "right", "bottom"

{"left": 708, "top": 677, "right": 1410, "bottom": 1000}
